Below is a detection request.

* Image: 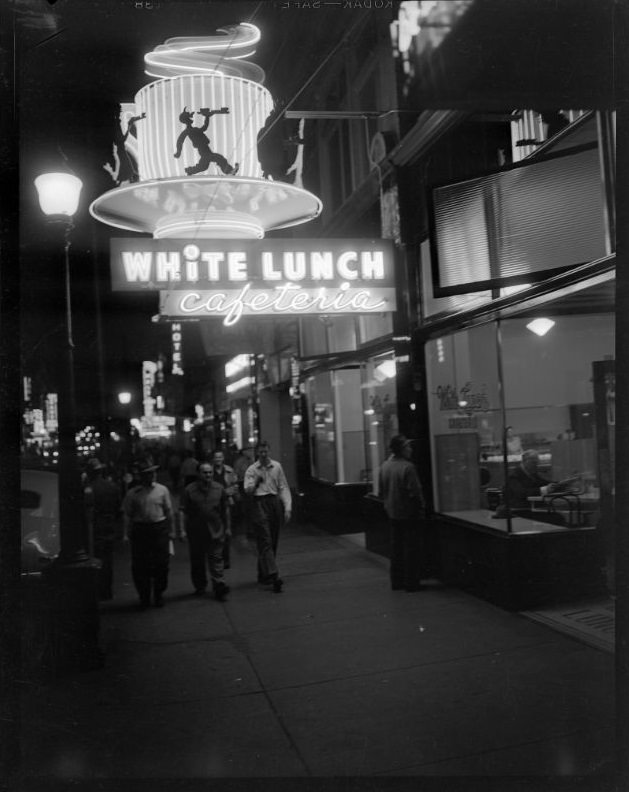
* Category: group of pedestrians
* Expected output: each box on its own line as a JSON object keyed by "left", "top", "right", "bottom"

{"left": 84, "top": 433, "right": 429, "bottom": 609}
{"left": 87, "top": 431, "right": 574, "bottom": 609}
{"left": 117, "top": 441, "right": 291, "bottom": 608}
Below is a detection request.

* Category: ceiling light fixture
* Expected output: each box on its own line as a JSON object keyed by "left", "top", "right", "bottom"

{"left": 374, "top": 359, "right": 396, "bottom": 381}
{"left": 526, "top": 317, "right": 555, "bottom": 336}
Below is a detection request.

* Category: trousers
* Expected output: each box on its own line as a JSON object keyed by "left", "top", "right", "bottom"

{"left": 186, "top": 150, "right": 232, "bottom": 176}
{"left": 187, "top": 522, "right": 226, "bottom": 591}
{"left": 94, "top": 535, "right": 114, "bottom": 599}
{"left": 389, "top": 518, "right": 422, "bottom": 591}
{"left": 130, "top": 521, "right": 170, "bottom": 603}
{"left": 250, "top": 494, "right": 283, "bottom": 581}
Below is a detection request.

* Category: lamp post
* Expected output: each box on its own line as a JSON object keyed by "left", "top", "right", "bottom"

{"left": 34, "top": 172, "right": 102, "bottom": 671}
{"left": 117, "top": 390, "right": 134, "bottom": 463}
{"left": 34, "top": 173, "right": 88, "bottom": 563}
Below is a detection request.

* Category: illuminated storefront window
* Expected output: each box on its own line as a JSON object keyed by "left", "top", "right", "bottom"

{"left": 304, "top": 352, "right": 398, "bottom": 486}
{"left": 425, "top": 281, "right": 614, "bottom": 534}
{"left": 362, "top": 353, "right": 398, "bottom": 491}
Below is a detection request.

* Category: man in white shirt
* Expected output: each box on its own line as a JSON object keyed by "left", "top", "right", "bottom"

{"left": 243, "top": 440, "right": 291, "bottom": 593}
{"left": 122, "top": 458, "right": 173, "bottom": 608}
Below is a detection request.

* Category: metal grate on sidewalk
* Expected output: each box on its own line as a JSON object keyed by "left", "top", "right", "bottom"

{"left": 521, "top": 599, "right": 615, "bottom": 653}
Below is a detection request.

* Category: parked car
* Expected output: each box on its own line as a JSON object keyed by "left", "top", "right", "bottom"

{"left": 21, "top": 469, "right": 60, "bottom": 573}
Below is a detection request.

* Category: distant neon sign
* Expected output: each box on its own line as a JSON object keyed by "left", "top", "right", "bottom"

{"left": 171, "top": 323, "right": 183, "bottom": 375}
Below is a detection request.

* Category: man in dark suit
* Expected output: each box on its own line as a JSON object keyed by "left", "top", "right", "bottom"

{"left": 494, "top": 449, "right": 561, "bottom": 523}
{"left": 505, "top": 450, "right": 555, "bottom": 509}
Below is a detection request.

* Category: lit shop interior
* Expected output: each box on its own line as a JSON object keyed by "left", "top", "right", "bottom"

{"left": 425, "top": 294, "right": 614, "bottom": 534}
{"left": 299, "top": 312, "right": 397, "bottom": 488}
{"left": 421, "top": 111, "right": 614, "bottom": 537}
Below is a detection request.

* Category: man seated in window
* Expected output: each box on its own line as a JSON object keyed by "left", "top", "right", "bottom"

{"left": 494, "top": 449, "right": 559, "bottom": 521}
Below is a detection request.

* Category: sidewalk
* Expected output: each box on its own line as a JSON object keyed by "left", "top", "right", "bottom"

{"left": 15, "top": 519, "right": 615, "bottom": 782}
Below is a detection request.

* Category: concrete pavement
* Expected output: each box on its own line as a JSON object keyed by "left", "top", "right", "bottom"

{"left": 14, "top": 519, "right": 616, "bottom": 783}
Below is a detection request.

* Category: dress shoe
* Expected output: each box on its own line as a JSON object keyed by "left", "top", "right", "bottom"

{"left": 193, "top": 588, "right": 206, "bottom": 597}
{"left": 214, "top": 583, "right": 230, "bottom": 602}
{"left": 153, "top": 595, "right": 165, "bottom": 607}
{"left": 139, "top": 599, "right": 151, "bottom": 610}
{"left": 272, "top": 577, "right": 283, "bottom": 593}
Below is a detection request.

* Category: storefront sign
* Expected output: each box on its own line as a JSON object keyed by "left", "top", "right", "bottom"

{"left": 434, "top": 382, "right": 490, "bottom": 413}
{"left": 111, "top": 238, "right": 395, "bottom": 325}
{"left": 448, "top": 416, "right": 478, "bottom": 430}
{"left": 139, "top": 414, "right": 176, "bottom": 438}
{"left": 142, "top": 360, "right": 157, "bottom": 417}
{"left": 45, "top": 393, "right": 58, "bottom": 432}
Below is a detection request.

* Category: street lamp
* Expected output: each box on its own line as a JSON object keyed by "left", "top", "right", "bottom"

{"left": 117, "top": 390, "right": 134, "bottom": 462}
{"left": 34, "top": 171, "right": 102, "bottom": 671}
{"left": 35, "top": 172, "right": 89, "bottom": 563}
{"left": 34, "top": 172, "right": 89, "bottom": 563}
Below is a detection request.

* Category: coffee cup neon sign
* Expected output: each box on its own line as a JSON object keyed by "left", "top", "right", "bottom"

{"left": 90, "top": 23, "right": 322, "bottom": 239}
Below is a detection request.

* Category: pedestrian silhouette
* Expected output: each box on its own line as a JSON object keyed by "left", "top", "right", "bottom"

{"left": 174, "top": 106, "right": 239, "bottom": 176}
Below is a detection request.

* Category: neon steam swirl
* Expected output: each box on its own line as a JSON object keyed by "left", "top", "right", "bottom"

{"left": 144, "top": 23, "right": 264, "bottom": 83}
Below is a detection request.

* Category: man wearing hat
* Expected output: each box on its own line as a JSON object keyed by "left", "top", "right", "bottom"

{"left": 122, "top": 458, "right": 174, "bottom": 608}
{"left": 378, "top": 435, "right": 425, "bottom": 592}
{"left": 84, "top": 458, "right": 121, "bottom": 600}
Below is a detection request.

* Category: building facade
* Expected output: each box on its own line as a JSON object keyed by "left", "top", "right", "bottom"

{"left": 287, "top": 2, "right": 616, "bottom": 610}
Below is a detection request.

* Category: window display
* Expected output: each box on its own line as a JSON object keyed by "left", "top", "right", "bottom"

{"left": 425, "top": 289, "right": 614, "bottom": 533}
{"left": 304, "top": 353, "right": 398, "bottom": 486}
{"left": 362, "top": 354, "right": 398, "bottom": 490}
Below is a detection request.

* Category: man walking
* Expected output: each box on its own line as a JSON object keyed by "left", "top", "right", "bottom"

{"left": 84, "top": 458, "right": 121, "bottom": 600}
{"left": 179, "top": 462, "right": 230, "bottom": 602}
{"left": 210, "top": 449, "right": 237, "bottom": 569}
{"left": 244, "top": 440, "right": 291, "bottom": 593}
{"left": 231, "top": 446, "right": 252, "bottom": 537}
{"left": 378, "top": 435, "right": 425, "bottom": 592}
{"left": 122, "top": 458, "right": 174, "bottom": 608}
{"left": 180, "top": 449, "right": 199, "bottom": 488}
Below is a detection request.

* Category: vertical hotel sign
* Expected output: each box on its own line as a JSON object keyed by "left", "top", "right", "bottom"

{"left": 171, "top": 323, "right": 183, "bottom": 375}
{"left": 110, "top": 238, "right": 396, "bottom": 326}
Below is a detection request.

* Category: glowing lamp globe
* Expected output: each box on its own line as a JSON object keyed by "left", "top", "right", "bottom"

{"left": 118, "top": 391, "right": 132, "bottom": 405}
{"left": 35, "top": 173, "right": 83, "bottom": 217}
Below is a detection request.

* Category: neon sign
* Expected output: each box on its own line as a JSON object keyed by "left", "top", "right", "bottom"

{"left": 171, "top": 322, "right": 183, "bottom": 375}
{"left": 111, "top": 237, "right": 395, "bottom": 325}
{"left": 91, "top": 23, "right": 322, "bottom": 239}
{"left": 142, "top": 360, "right": 157, "bottom": 418}
{"left": 160, "top": 285, "right": 390, "bottom": 325}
